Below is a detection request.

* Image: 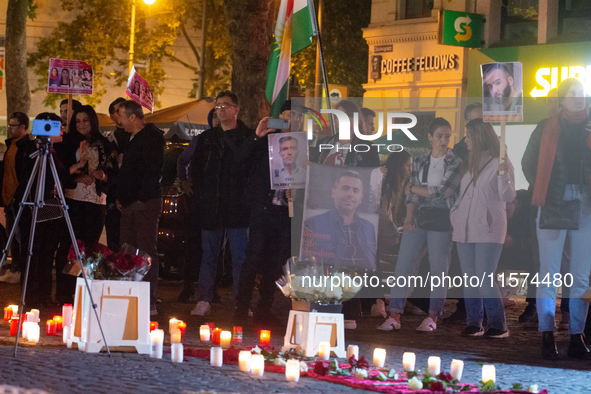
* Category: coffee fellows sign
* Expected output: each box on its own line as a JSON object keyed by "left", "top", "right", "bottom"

{"left": 380, "top": 54, "right": 459, "bottom": 74}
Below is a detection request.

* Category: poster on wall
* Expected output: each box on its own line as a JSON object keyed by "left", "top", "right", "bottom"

{"left": 268, "top": 131, "right": 308, "bottom": 190}
{"left": 126, "top": 67, "right": 154, "bottom": 112}
{"left": 481, "top": 62, "right": 523, "bottom": 122}
{"left": 47, "top": 58, "right": 93, "bottom": 95}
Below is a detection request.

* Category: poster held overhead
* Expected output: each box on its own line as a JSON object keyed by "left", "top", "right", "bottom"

{"left": 47, "top": 58, "right": 93, "bottom": 95}
{"left": 126, "top": 67, "right": 154, "bottom": 113}
{"left": 268, "top": 131, "right": 308, "bottom": 190}
{"left": 480, "top": 62, "right": 523, "bottom": 122}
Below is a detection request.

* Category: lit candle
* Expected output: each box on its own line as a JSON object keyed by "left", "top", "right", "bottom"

{"left": 177, "top": 321, "right": 187, "bottom": 339}
{"left": 206, "top": 322, "right": 215, "bottom": 334}
{"left": 62, "top": 304, "right": 72, "bottom": 328}
{"left": 428, "top": 356, "right": 441, "bottom": 376}
{"left": 31, "top": 309, "right": 40, "bottom": 323}
{"left": 171, "top": 343, "right": 183, "bottom": 363}
{"left": 318, "top": 342, "right": 331, "bottom": 360}
{"left": 482, "top": 365, "right": 495, "bottom": 383}
{"left": 402, "top": 352, "right": 416, "bottom": 372}
{"left": 46, "top": 320, "right": 57, "bottom": 336}
{"left": 210, "top": 346, "right": 223, "bottom": 367}
{"left": 26, "top": 312, "right": 35, "bottom": 325}
{"left": 9, "top": 305, "right": 18, "bottom": 316}
{"left": 150, "top": 321, "right": 159, "bottom": 332}
{"left": 285, "top": 359, "right": 300, "bottom": 382}
{"left": 53, "top": 316, "right": 63, "bottom": 332}
{"left": 200, "top": 325, "right": 210, "bottom": 341}
{"left": 212, "top": 328, "right": 222, "bottom": 345}
{"left": 239, "top": 351, "right": 252, "bottom": 372}
{"left": 233, "top": 326, "right": 242, "bottom": 343}
{"left": 251, "top": 354, "right": 265, "bottom": 376}
{"left": 347, "top": 345, "right": 359, "bottom": 361}
{"left": 149, "top": 329, "right": 164, "bottom": 359}
{"left": 169, "top": 318, "right": 179, "bottom": 334}
{"left": 20, "top": 314, "right": 27, "bottom": 330}
{"left": 220, "top": 331, "right": 232, "bottom": 350}
{"left": 63, "top": 325, "right": 71, "bottom": 344}
{"left": 450, "top": 359, "right": 464, "bottom": 381}
{"left": 170, "top": 327, "right": 181, "bottom": 344}
{"left": 373, "top": 348, "right": 386, "bottom": 368}
{"left": 9, "top": 317, "right": 18, "bottom": 336}
{"left": 259, "top": 330, "right": 271, "bottom": 346}
{"left": 22, "top": 321, "right": 32, "bottom": 339}
{"left": 27, "top": 324, "right": 40, "bottom": 343}
{"left": 4, "top": 306, "right": 13, "bottom": 322}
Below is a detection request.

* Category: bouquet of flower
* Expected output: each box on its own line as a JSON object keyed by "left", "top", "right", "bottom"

{"left": 67, "top": 241, "right": 151, "bottom": 281}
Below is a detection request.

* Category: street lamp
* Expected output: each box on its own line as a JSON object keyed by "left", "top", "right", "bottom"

{"left": 129, "top": 0, "right": 155, "bottom": 73}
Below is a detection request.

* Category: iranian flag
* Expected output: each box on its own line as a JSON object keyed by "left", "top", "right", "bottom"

{"left": 266, "top": 0, "right": 314, "bottom": 117}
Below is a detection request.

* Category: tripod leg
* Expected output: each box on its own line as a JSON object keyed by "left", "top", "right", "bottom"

{"left": 47, "top": 154, "right": 111, "bottom": 356}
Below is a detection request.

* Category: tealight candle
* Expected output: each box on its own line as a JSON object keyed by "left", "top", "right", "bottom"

{"left": 4, "top": 306, "right": 13, "bottom": 322}
{"left": 46, "top": 320, "right": 57, "bottom": 336}
{"left": 373, "top": 348, "right": 386, "bottom": 368}
{"left": 177, "top": 321, "right": 186, "bottom": 339}
{"left": 63, "top": 325, "right": 71, "bottom": 344}
{"left": 318, "top": 342, "right": 331, "bottom": 360}
{"left": 259, "top": 330, "right": 271, "bottom": 346}
{"left": 62, "top": 304, "right": 72, "bottom": 327}
{"left": 27, "top": 324, "right": 40, "bottom": 343}
{"left": 233, "top": 326, "right": 242, "bottom": 343}
{"left": 239, "top": 351, "right": 252, "bottom": 372}
{"left": 9, "top": 317, "right": 18, "bottom": 336}
{"left": 210, "top": 346, "right": 223, "bottom": 367}
{"left": 428, "top": 356, "right": 441, "bottom": 376}
{"left": 220, "top": 331, "right": 232, "bottom": 350}
{"left": 200, "top": 325, "right": 210, "bottom": 341}
{"left": 402, "top": 352, "right": 416, "bottom": 372}
{"left": 171, "top": 343, "right": 183, "bottom": 363}
{"left": 212, "top": 328, "right": 222, "bottom": 345}
{"left": 150, "top": 321, "right": 158, "bottom": 332}
{"left": 30, "top": 309, "right": 40, "bottom": 323}
{"left": 347, "top": 345, "right": 359, "bottom": 361}
{"left": 450, "top": 359, "right": 464, "bottom": 381}
{"left": 251, "top": 354, "right": 265, "bottom": 376}
{"left": 482, "top": 365, "right": 495, "bottom": 383}
{"left": 53, "top": 316, "right": 63, "bottom": 331}
{"left": 149, "top": 329, "right": 164, "bottom": 359}
{"left": 285, "top": 359, "right": 300, "bottom": 382}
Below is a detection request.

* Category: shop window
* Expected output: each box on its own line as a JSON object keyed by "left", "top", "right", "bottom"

{"left": 558, "top": 0, "right": 591, "bottom": 40}
{"left": 405, "top": 0, "right": 433, "bottom": 19}
{"left": 501, "top": 0, "right": 539, "bottom": 45}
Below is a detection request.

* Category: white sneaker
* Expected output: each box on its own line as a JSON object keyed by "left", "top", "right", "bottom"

{"left": 344, "top": 320, "right": 357, "bottom": 329}
{"left": 371, "top": 299, "right": 387, "bottom": 318}
{"left": 377, "top": 317, "right": 401, "bottom": 331}
{"left": 191, "top": 301, "right": 211, "bottom": 316}
{"left": 416, "top": 317, "right": 437, "bottom": 332}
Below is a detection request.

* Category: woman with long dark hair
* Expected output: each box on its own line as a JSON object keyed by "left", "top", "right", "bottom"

{"left": 522, "top": 78, "right": 591, "bottom": 360}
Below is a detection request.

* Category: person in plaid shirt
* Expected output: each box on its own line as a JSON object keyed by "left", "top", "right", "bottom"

{"left": 378, "top": 117, "right": 462, "bottom": 333}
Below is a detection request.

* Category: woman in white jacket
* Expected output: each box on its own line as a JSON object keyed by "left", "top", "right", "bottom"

{"left": 450, "top": 118, "right": 516, "bottom": 338}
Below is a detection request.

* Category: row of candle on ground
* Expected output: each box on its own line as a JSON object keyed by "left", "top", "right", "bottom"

{"left": 5, "top": 304, "right": 73, "bottom": 330}
{"left": 199, "top": 325, "right": 265, "bottom": 345}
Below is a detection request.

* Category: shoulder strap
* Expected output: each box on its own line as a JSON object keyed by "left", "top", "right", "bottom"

{"left": 458, "top": 157, "right": 495, "bottom": 202}
{"left": 421, "top": 155, "right": 431, "bottom": 184}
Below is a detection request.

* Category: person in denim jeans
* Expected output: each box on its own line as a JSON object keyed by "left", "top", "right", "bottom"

{"left": 522, "top": 78, "right": 591, "bottom": 360}
{"left": 450, "top": 119, "right": 516, "bottom": 339}
{"left": 378, "top": 118, "right": 462, "bottom": 332}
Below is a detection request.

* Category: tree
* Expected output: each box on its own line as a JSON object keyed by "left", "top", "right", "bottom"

{"left": 6, "top": 0, "right": 36, "bottom": 116}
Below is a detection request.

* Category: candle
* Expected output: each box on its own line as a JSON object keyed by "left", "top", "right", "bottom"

{"left": 233, "top": 326, "right": 242, "bottom": 343}
{"left": 206, "top": 322, "right": 215, "bottom": 334}
{"left": 169, "top": 318, "right": 179, "bottom": 334}
{"left": 210, "top": 346, "right": 223, "bottom": 367}
{"left": 46, "top": 320, "right": 57, "bottom": 336}
{"left": 9, "top": 305, "right": 18, "bottom": 316}
{"left": 149, "top": 329, "right": 164, "bottom": 359}
{"left": 9, "top": 317, "right": 18, "bottom": 336}
{"left": 27, "top": 324, "right": 40, "bottom": 343}
{"left": 63, "top": 325, "right": 71, "bottom": 344}
{"left": 4, "top": 306, "right": 13, "bottom": 322}
{"left": 428, "top": 356, "right": 441, "bottom": 376}
{"left": 239, "top": 351, "right": 252, "bottom": 372}
{"left": 260, "top": 330, "right": 271, "bottom": 346}
{"left": 150, "top": 321, "right": 159, "bottom": 332}
{"left": 20, "top": 314, "right": 27, "bottom": 330}
{"left": 53, "top": 316, "right": 63, "bottom": 331}
{"left": 347, "top": 345, "right": 359, "bottom": 361}
{"left": 373, "top": 348, "right": 386, "bottom": 368}
{"left": 200, "top": 325, "right": 210, "bottom": 341}
{"left": 26, "top": 312, "right": 35, "bottom": 325}
{"left": 177, "top": 321, "right": 186, "bottom": 339}
{"left": 402, "top": 352, "right": 416, "bottom": 372}
{"left": 220, "top": 331, "right": 232, "bottom": 350}
{"left": 62, "top": 304, "right": 72, "bottom": 327}
{"left": 450, "top": 359, "right": 464, "bottom": 381}
{"left": 170, "top": 327, "right": 181, "bottom": 344}
{"left": 318, "top": 342, "right": 331, "bottom": 360}
{"left": 482, "top": 365, "right": 495, "bottom": 383}
{"left": 171, "top": 343, "right": 183, "bottom": 363}
{"left": 251, "top": 354, "right": 264, "bottom": 376}
{"left": 212, "top": 328, "right": 222, "bottom": 345}
{"left": 31, "top": 309, "right": 40, "bottom": 323}
{"left": 285, "top": 359, "right": 300, "bottom": 382}
{"left": 22, "top": 321, "right": 32, "bottom": 339}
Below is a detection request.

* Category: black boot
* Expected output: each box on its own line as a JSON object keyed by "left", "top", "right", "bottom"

{"left": 567, "top": 334, "right": 591, "bottom": 360}
{"left": 541, "top": 331, "right": 559, "bottom": 360}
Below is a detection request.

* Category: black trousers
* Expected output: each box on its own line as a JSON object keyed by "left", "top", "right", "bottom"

{"left": 182, "top": 200, "right": 202, "bottom": 291}
{"left": 236, "top": 206, "right": 291, "bottom": 314}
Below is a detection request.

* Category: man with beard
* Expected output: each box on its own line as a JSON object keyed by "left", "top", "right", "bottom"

{"left": 483, "top": 63, "right": 522, "bottom": 112}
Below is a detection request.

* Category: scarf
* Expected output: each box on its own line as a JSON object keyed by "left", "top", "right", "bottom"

{"left": 531, "top": 109, "right": 589, "bottom": 206}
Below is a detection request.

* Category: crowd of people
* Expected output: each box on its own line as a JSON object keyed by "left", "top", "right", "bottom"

{"left": 1, "top": 77, "right": 591, "bottom": 362}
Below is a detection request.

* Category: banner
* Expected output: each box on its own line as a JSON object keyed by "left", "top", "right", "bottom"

{"left": 126, "top": 67, "right": 154, "bottom": 112}
{"left": 268, "top": 131, "right": 308, "bottom": 190}
{"left": 481, "top": 62, "right": 523, "bottom": 122}
{"left": 48, "top": 58, "right": 93, "bottom": 95}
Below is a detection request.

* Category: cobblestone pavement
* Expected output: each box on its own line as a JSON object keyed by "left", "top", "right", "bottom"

{"left": 0, "top": 279, "right": 589, "bottom": 393}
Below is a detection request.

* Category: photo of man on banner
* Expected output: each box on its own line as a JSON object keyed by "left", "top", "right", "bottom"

{"left": 481, "top": 62, "right": 523, "bottom": 121}
{"left": 268, "top": 131, "right": 307, "bottom": 190}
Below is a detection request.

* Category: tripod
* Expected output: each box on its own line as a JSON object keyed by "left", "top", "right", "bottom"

{"left": 0, "top": 136, "right": 110, "bottom": 357}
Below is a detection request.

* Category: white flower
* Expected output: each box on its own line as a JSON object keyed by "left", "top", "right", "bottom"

{"left": 528, "top": 385, "right": 539, "bottom": 393}
{"left": 273, "top": 358, "right": 287, "bottom": 366}
{"left": 407, "top": 376, "right": 423, "bottom": 390}
{"left": 299, "top": 361, "right": 308, "bottom": 372}
{"left": 252, "top": 346, "right": 262, "bottom": 354}
{"left": 354, "top": 368, "right": 368, "bottom": 379}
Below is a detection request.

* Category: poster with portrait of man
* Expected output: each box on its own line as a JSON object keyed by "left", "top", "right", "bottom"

{"left": 268, "top": 131, "right": 308, "bottom": 190}
{"left": 481, "top": 62, "right": 523, "bottom": 122}
{"left": 299, "top": 163, "right": 382, "bottom": 271}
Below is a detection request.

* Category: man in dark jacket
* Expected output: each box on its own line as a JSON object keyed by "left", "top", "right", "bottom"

{"left": 116, "top": 100, "right": 165, "bottom": 315}
{"left": 190, "top": 90, "right": 258, "bottom": 316}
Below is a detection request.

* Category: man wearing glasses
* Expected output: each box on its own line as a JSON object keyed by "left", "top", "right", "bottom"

{"left": 0, "top": 113, "right": 36, "bottom": 283}
{"left": 189, "top": 90, "right": 258, "bottom": 316}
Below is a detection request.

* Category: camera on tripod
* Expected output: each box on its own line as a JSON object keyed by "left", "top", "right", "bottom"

{"left": 32, "top": 119, "right": 61, "bottom": 137}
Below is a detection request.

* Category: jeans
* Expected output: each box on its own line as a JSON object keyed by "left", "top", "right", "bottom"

{"left": 536, "top": 185, "right": 591, "bottom": 334}
{"left": 199, "top": 227, "right": 248, "bottom": 303}
{"left": 456, "top": 242, "right": 507, "bottom": 331}
{"left": 389, "top": 224, "right": 452, "bottom": 316}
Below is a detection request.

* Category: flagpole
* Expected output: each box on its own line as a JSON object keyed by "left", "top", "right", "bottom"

{"left": 309, "top": 0, "right": 336, "bottom": 136}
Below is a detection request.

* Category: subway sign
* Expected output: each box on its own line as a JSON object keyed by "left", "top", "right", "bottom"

{"left": 531, "top": 65, "right": 591, "bottom": 97}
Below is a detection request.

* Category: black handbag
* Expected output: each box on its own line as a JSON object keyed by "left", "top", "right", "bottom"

{"left": 415, "top": 156, "right": 451, "bottom": 232}
{"left": 539, "top": 199, "right": 581, "bottom": 230}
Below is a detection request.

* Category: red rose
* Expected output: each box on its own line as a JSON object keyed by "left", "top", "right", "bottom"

{"left": 429, "top": 381, "right": 444, "bottom": 392}
{"left": 356, "top": 355, "right": 370, "bottom": 370}
{"left": 313, "top": 361, "right": 329, "bottom": 376}
{"left": 437, "top": 372, "right": 453, "bottom": 382}
{"left": 347, "top": 355, "right": 357, "bottom": 366}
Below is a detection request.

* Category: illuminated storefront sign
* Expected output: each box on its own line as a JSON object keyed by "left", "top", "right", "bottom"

{"left": 531, "top": 65, "right": 591, "bottom": 97}
{"left": 380, "top": 54, "right": 459, "bottom": 74}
